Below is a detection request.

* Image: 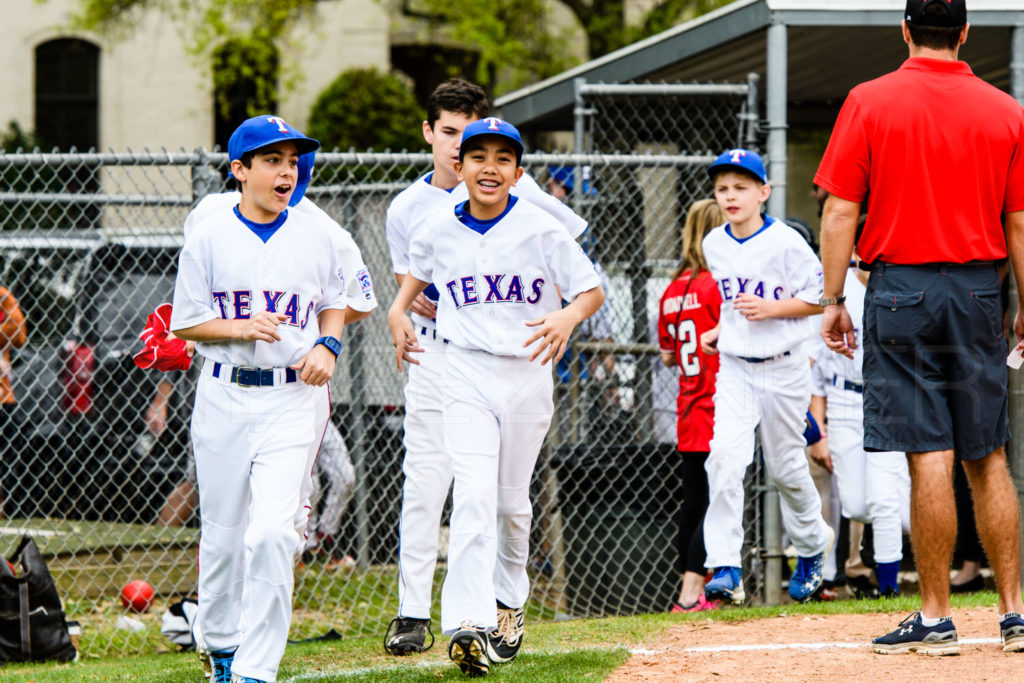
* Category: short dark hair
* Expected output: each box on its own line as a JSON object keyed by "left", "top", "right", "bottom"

{"left": 907, "top": 3, "right": 964, "bottom": 50}
{"left": 426, "top": 79, "right": 490, "bottom": 129}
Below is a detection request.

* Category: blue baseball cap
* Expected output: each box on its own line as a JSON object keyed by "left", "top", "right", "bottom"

{"left": 548, "top": 166, "right": 598, "bottom": 195}
{"left": 288, "top": 151, "right": 315, "bottom": 207}
{"left": 228, "top": 115, "right": 320, "bottom": 163}
{"left": 707, "top": 148, "right": 768, "bottom": 184}
{"left": 459, "top": 117, "right": 524, "bottom": 165}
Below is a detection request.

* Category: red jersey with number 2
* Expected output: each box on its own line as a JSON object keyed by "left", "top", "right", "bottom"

{"left": 658, "top": 269, "right": 721, "bottom": 452}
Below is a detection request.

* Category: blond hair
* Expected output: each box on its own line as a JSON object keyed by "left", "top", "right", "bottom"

{"left": 672, "top": 198, "right": 723, "bottom": 280}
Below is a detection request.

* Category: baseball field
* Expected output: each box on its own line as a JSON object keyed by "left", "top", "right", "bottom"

{"left": 0, "top": 591, "right": 1014, "bottom": 681}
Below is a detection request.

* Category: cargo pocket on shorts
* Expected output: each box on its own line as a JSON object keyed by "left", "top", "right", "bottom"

{"left": 871, "top": 290, "right": 925, "bottom": 347}
{"left": 970, "top": 288, "right": 1003, "bottom": 342}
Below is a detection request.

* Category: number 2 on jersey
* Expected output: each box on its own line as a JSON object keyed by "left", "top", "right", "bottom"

{"left": 668, "top": 318, "right": 700, "bottom": 377}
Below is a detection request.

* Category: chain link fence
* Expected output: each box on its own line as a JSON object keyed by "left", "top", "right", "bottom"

{"left": 0, "top": 79, "right": 784, "bottom": 657}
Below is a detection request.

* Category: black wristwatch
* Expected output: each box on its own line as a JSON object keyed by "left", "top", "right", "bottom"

{"left": 314, "top": 336, "right": 343, "bottom": 357}
{"left": 818, "top": 295, "right": 846, "bottom": 307}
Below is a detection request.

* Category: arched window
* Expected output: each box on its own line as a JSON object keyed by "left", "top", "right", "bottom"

{"left": 35, "top": 38, "right": 100, "bottom": 151}
{"left": 213, "top": 40, "right": 279, "bottom": 152}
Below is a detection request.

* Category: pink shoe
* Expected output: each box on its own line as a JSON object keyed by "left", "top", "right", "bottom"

{"left": 670, "top": 594, "right": 721, "bottom": 613}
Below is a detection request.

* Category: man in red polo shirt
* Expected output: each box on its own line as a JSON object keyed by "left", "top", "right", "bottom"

{"left": 816, "top": 0, "right": 1024, "bottom": 655}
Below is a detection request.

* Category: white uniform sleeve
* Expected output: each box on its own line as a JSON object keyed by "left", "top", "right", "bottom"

{"left": 407, "top": 218, "right": 436, "bottom": 285}
{"left": 184, "top": 192, "right": 239, "bottom": 241}
{"left": 335, "top": 230, "right": 378, "bottom": 313}
{"left": 385, "top": 202, "right": 411, "bottom": 276}
{"left": 513, "top": 172, "right": 588, "bottom": 239}
{"left": 170, "top": 236, "right": 220, "bottom": 331}
{"left": 789, "top": 238, "right": 825, "bottom": 305}
{"left": 547, "top": 227, "right": 602, "bottom": 301}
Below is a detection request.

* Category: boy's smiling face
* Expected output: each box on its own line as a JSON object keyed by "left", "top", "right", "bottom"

{"left": 423, "top": 110, "right": 479, "bottom": 189}
{"left": 232, "top": 141, "right": 300, "bottom": 223}
{"left": 455, "top": 135, "right": 523, "bottom": 220}
{"left": 712, "top": 169, "right": 770, "bottom": 233}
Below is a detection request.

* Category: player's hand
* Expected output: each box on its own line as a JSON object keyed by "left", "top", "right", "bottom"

{"left": 291, "top": 344, "right": 337, "bottom": 386}
{"left": 733, "top": 293, "right": 774, "bottom": 321}
{"left": 409, "top": 292, "right": 437, "bottom": 319}
{"left": 524, "top": 311, "right": 579, "bottom": 365}
{"left": 808, "top": 438, "right": 833, "bottom": 474}
{"left": 387, "top": 308, "right": 423, "bottom": 370}
{"left": 237, "top": 311, "right": 287, "bottom": 343}
{"left": 700, "top": 325, "right": 720, "bottom": 355}
{"left": 820, "top": 304, "right": 855, "bottom": 359}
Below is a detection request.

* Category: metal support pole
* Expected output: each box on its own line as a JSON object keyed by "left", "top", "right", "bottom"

{"left": 744, "top": 73, "right": 761, "bottom": 151}
{"left": 1009, "top": 24, "right": 1024, "bottom": 581}
{"left": 765, "top": 22, "right": 788, "bottom": 217}
{"left": 762, "top": 20, "right": 787, "bottom": 605}
{"left": 344, "top": 192, "right": 372, "bottom": 570}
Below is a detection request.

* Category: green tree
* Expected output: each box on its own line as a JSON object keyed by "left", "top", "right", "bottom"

{"left": 308, "top": 68, "right": 425, "bottom": 152}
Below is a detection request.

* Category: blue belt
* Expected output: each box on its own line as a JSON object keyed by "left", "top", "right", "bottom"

{"left": 832, "top": 375, "right": 863, "bottom": 393}
{"left": 419, "top": 326, "right": 450, "bottom": 344}
{"left": 737, "top": 350, "right": 791, "bottom": 364}
{"left": 210, "top": 362, "right": 298, "bottom": 387}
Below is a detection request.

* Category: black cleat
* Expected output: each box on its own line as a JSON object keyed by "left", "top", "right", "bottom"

{"left": 485, "top": 600, "right": 524, "bottom": 663}
{"left": 448, "top": 625, "right": 489, "bottom": 677}
{"left": 383, "top": 616, "right": 434, "bottom": 655}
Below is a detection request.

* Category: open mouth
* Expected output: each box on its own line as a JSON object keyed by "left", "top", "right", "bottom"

{"left": 478, "top": 179, "right": 501, "bottom": 190}
{"left": 274, "top": 184, "right": 292, "bottom": 197}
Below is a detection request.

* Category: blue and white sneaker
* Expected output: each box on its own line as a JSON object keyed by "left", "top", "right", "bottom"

{"left": 705, "top": 567, "right": 745, "bottom": 604}
{"left": 1000, "top": 612, "right": 1024, "bottom": 652}
{"left": 872, "top": 612, "right": 960, "bottom": 656}
{"left": 209, "top": 648, "right": 236, "bottom": 683}
{"left": 789, "top": 529, "right": 834, "bottom": 602}
{"left": 231, "top": 676, "right": 265, "bottom": 683}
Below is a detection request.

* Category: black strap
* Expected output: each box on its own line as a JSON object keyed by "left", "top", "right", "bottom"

{"left": 19, "top": 582, "right": 30, "bottom": 657}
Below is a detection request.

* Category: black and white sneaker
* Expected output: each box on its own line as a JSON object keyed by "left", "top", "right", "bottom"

{"left": 485, "top": 600, "right": 524, "bottom": 663}
{"left": 1001, "top": 612, "right": 1024, "bottom": 652}
{"left": 383, "top": 616, "right": 434, "bottom": 655}
{"left": 872, "top": 612, "right": 960, "bottom": 656}
{"left": 448, "top": 623, "right": 489, "bottom": 677}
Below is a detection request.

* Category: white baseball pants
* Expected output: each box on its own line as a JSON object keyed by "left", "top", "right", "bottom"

{"left": 439, "top": 347, "right": 553, "bottom": 635}
{"left": 396, "top": 332, "right": 452, "bottom": 619}
{"left": 192, "top": 373, "right": 328, "bottom": 682}
{"left": 826, "top": 383, "right": 910, "bottom": 565}
{"left": 704, "top": 351, "right": 831, "bottom": 568}
{"left": 305, "top": 421, "right": 355, "bottom": 547}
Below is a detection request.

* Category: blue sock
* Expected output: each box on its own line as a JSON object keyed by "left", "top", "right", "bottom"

{"left": 875, "top": 560, "right": 900, "bottom": 593}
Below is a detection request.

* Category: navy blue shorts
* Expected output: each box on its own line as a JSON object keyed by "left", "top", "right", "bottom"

{"left": 861, "top": 262, "right": 1009, "bottom": 460}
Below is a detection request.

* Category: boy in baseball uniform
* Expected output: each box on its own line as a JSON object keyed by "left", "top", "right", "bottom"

{"left": 388, "top": 117, "right": 604, "bottom": 677}
{"left": 171, "top": 115, "right": 373, "bottom": 683}
{"left": 383, "top": 80, "right": 586, "bottom": 660}
{"left": 699, "top": 148, "right": 834, "bottom": 605}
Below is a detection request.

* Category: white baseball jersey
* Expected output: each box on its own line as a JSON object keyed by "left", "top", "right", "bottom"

{"left": 387, "top": 172, "right": 587, "bottom": 330}
{"left": 703, "top": 216, "right": 823, "bottom": 359}
{"left": 812, "top": 268, "right": 866, "bottom": 391}
{"left": 184, "top": 192, "right": 377, "bottom": 320}
{"left": 171, "top": 206, "right": 373, "bottom": 366}
{"left": 408, "top": 197, "right": 601, "bottom": 357}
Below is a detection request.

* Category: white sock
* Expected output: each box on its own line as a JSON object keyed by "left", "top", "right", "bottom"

{"left": 919, "top": 614, "right": 944, "bottom": 627}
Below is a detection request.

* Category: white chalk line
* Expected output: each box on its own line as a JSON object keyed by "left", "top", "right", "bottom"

{"left": 281, "top": 638, "right": 1005, "bottom": 679}
{"left": 635, "top": 636, "right": 1001, "bottom": 654}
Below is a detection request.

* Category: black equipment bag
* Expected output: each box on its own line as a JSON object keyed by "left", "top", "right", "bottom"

{"left": 0, "top": 535, "right": 77, "bottom": 664}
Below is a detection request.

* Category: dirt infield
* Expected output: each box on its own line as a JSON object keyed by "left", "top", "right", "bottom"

{"left": 606, "top": 607, "right": 1021, "bottom": 682}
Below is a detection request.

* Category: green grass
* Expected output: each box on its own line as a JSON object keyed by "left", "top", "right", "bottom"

{"left": 0, "top": 591, "right": 1001, "bottom": 682}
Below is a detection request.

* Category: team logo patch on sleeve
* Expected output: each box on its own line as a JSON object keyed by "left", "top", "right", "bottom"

{"left": 357, "top": 268, "right": 374, "bottom": 300}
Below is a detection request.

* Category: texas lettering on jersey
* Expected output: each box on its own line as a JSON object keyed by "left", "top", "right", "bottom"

{"left": 212, "top": 289, "right": 316, "bottom": 328}
{"left": 716, "top": 276, "right": 785, "bottom": 302}
{"left": 445, "top": 274, "right": 545, "bottom": 309}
